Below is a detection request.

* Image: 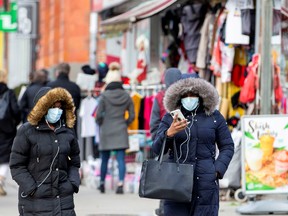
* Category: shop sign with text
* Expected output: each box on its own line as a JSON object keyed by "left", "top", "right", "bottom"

{"left": 0, "top": 2, "right": 17, "bottom": 32}
{"left": 241, "top": 115, "right": 288, "bottom": 195}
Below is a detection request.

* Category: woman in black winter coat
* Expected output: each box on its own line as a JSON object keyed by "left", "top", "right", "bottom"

{"left": 10, "top": 87, "right": 81, "bottom": 216}
{"left": 0, "top": 69, "right": 21, "bottom": 196}
{"left": 152, "top": 78, "right": 234, "bottom": 216}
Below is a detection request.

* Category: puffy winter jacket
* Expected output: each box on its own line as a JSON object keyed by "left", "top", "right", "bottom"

{"left": 153, "top": 78, "right": 234, "bottom": 215}
{"left": 10, "top": 87, "right": 80, "bottom": 216}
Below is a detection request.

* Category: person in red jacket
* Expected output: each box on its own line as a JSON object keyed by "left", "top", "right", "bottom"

{"left": 150, "top": 68, "right": 182, "bottom": 140}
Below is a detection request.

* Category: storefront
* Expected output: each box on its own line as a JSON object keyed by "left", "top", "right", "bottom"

{"left": 83, "top": 1, "right": 288, "bottom": 207}
{"left": 97, "top": 0, "right": 180, "bottom": 85}
{"left": 93, "top": 0, "right": 286, "bottom": 117}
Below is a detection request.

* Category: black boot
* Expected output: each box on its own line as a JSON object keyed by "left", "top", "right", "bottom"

{"left": 97, "top": 183, "right": 105, "bottom": 193}
{"left": 116, "top": 185, "right": 123, "bottom": 194}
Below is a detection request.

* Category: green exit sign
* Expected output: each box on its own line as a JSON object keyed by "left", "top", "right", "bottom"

{"left": 0, "top": 3, "right": 17, "bottom": 32}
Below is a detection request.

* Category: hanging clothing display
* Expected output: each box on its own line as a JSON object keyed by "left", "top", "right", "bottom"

{"left": 225, "top": 0, "right": 250, "bottom": 45}
{"left": 143, "top": 95, "right": 154, "bottom": 132}
{"left": 79, "top": 96, "right": 99, "bottom": 138}
{"left": 196, "top": 12, "right": 214, "bottom": 70}
{"left": 181, "top": 3, "right": 207, "bottom": 64}
{"left": 128, "top": 92, "right": 143, "bottom": 130}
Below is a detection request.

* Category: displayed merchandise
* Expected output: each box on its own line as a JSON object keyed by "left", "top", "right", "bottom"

{"left": 239, "top": 54, "right": 259, "bottom": 104}
{"left": 272, "top": 9, "right": 281, "bottom": 36}
{"left": 139, "top": 137, "right": 194, "bottom": 202}
{"left": 225, "top": 0, "right": 250, "bottom": 45}
{"left": 131, "top": 35, "right": 149, "bottom": 84}
{"left": 241, "top": 8, "right": 255, "bottom": 36}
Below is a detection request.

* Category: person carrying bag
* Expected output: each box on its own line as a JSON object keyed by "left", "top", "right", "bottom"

{"left": 150, "top": 77, "right": 234, "bottom": 216}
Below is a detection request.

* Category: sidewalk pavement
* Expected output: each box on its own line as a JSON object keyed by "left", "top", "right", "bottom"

{"left": 0, "top": 171, "right": 286, "bottom": 216}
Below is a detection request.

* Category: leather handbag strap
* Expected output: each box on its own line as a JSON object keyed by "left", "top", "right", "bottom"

{"left": 157, "top": 136, "right": 167, "bottom": 163}
{"left": 157, "top": 136, "right": 181, "bottom": 168}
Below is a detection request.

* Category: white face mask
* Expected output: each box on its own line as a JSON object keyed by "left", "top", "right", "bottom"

{"left": 181, "top": 97, "right": 199, "bottom": 111}
{"left": 45, "top": 108, "right": 63, "bottom": 123}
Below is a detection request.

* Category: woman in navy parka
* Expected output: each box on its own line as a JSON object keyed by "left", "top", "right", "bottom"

{"left": 152, "top": 77, "right": 234, "bottom": 216}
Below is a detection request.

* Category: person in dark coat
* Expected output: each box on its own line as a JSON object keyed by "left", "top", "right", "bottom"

{"left": 96, "top": 62, "right": 135, "bottom": 194}
{"left": 10, "top": 87, "right": 81, "bottom": 216}
{"left": 153, "top": 77, "right": 234, "bottom": 216}
{"left": 150, "top": 68, "right": 182, "bottom": 140}
{"left": 0, "top": 69, "right": 21, "bottom": 196}
{"left": 150, "top": 71, "right": 199, "bottom": 216}
{"left": 19, "top": 69, "right": 48, "bottom": 123}
{"left": 46, "top": 63, "right": 81, "bottom": 136}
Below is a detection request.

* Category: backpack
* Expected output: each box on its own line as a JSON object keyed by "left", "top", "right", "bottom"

{"left": 0, "top": 90, "right": 10, "bottom": 121}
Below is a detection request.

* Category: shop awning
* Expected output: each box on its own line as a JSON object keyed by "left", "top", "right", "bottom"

{"left": 101, "top": 0, "right": 177, "bottom": 26}
{"left": 282, "top": 6, "right": 288, "bottom": 18}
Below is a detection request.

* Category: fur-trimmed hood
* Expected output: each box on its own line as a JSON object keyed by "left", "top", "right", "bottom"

{"left": 27, "top": 87, "right": 76, "bottom": 128}
{"left": 164, "top": 78, "right": 219, "bottom": 115}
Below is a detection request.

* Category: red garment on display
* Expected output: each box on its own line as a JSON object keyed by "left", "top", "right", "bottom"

{"left": 231, "top": 64, "right": 246, "bottom": 87}
{"left": 136, "top": 59, "right": 147, "bottom": 83}
{"left": 239, "top": 54, "right": 259, "bottom": 103}
{"left": 121, "top": 76, "right": 130, "bottom": 85}
{"left": 143, "top": 96, "right": 154, "bottom": 132}
{"left": 239, "top": 69, "right": 258, "bottom": 103}
{"left": 274, "top": 64, "right": 283, "bottom": 103}
{"left": 155, "top": 90, "right": 166, "bottom": 119}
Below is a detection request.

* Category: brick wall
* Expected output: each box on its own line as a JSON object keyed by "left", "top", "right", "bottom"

{"left": 36, "top": 0, "right": 90, "bottom": 70}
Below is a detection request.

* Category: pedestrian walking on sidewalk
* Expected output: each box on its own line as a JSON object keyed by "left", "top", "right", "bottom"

{"left": 96, "top": 62, "right": 135, "bottom": 194}
{"left": 19, "top": 69, "right": 48, "bottom": 123}
{"left": 152, "top": 77, "right": 234, "bottom": 216}
{"left": 0, "top": 69, "right": 21, "bottom": 196}
{"left": 10, "top": 87, "right": 81, "bottom": 215}
{"left": 47, "top": 62, "right": 81, "bottom": 137}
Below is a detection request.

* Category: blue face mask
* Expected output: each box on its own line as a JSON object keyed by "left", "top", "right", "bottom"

{"left": 181, "top": 97, "right": 199, "bottom": 111}
{"left": 45, "top": 108, "right": 63, "bottom": 123}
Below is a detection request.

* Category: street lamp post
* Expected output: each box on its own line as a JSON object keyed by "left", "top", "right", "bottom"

{"left": 260, "top": 0, "right": 273, "bottom": 114}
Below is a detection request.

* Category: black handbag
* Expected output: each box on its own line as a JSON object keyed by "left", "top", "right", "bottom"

{"left": 138, "top": 137, "right": 194, "bottom": 202}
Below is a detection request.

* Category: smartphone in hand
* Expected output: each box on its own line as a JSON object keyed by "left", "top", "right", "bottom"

{"left": 170, "top": 109, "right": 186, "bottom": 122}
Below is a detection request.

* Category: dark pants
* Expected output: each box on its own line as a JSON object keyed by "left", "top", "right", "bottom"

{"left": 164, "top": 200, "right": 192, "bottom": 216}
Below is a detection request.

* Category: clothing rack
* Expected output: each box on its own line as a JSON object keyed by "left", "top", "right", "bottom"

{"left": 81, "top": 84, "right": 165, "bottom": 98}
{"left": 123, "top": 84, "right": 165, "bottom": 96}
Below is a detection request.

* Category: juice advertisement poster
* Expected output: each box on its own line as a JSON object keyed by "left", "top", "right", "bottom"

{"left": 241, "top": 115, "right": 288, "bottom": 195}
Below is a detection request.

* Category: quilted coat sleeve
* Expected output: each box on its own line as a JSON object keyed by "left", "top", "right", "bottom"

{"left": 152, "top": 113, "right": 174, "bottom": 155}
{"left": 126, "top": 97, "right": 135, "bottom": 125}
{"left": 68, "top": 133, "right": 81, "bottom": 193}
{"left": 214, "top": 110, "right": 234, "bottom": 179}
{"left": 149, "top": 100, "right": 161, "bottom": 141}
{"left": 9, "top": 125, "right": 37, "bottom": 196}
{"left": 95, "top": 95, "right": 105, "bottom": 125}
{"left": 9, "top": 90, "right": 21, "bottom": 125}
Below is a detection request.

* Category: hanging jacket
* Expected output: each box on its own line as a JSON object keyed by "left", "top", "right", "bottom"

{"left": 181, "top": 3, "right": 207, "bottom": 63}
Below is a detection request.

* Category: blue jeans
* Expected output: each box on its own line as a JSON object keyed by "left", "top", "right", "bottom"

{"left": 100, "top": 149, "right": 126, "bottom": 183}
